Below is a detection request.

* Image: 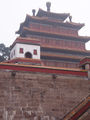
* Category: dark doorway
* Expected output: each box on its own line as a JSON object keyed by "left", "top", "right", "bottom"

{"left": 25, "top": 52, "right": 32, "bottom": 58}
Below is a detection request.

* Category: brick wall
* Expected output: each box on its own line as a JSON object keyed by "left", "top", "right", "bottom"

{"left": 0, "top": 70, "right": 89, "bottom": 120}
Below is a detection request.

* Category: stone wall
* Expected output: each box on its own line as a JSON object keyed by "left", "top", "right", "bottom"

{"left": 0, "top": 70, "right": 90, "bottom": 120}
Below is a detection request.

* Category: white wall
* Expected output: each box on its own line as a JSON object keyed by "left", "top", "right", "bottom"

{"left": 10, "top": 43, "right": 40, "bottom": 60}
{"left": 10, "top": 45, "right": 17, "bottom": 59}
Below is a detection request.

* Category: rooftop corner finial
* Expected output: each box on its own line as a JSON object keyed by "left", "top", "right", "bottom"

{"left": 46, "top": 2, "right": 51, "bottom": 12}
{"left": 32, "top": 9, "right": 36, "bottom": 16}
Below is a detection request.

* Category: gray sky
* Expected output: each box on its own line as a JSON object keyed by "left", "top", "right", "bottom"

{"left": 0, "top": 0, "right": 90, "bottom": 50}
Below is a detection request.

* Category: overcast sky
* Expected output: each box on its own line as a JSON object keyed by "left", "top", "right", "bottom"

{"left": 0, "top": 0, "right": 90, "bottom": 50}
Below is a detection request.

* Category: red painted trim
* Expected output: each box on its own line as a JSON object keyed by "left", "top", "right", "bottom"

{"left": 69, "top": 101, "right": 90, "bottom": 120}
{"left": 0, "top": 63, "right": 88, "bottom": 77}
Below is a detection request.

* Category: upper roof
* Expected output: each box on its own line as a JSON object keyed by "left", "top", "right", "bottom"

{"left": 36, "top": 8, "right": 70, "bottom": 21}
{"left": 16, "top": 14, "right": 85, "bottom": 35}
{"left": 28, "top": 15, "right": 84, "bottom": 30}
{"left": 15, "top": 3, "right": 90, "bottom": 43}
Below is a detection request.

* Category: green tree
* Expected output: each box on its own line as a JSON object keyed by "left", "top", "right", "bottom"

{"left": 0, "top": 44, "right": 10, "bottom": 62}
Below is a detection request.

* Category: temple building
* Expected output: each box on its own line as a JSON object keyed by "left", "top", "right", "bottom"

{"left": 0, "top": 2, "right": 90, "bottom": 120}
{"left": 10, "top": 2, "right": 90, "bottom": 69}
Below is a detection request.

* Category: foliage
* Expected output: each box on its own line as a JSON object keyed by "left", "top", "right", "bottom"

{"left": 0, "top": 44, "right": 10, "bottom": 62}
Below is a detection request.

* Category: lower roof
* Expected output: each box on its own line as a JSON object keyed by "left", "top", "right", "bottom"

{"left": 0, "top": 60, "right": 87, "bottom": 77}
{"left": 10, "top": 37, "right": 40, "bottom": 49}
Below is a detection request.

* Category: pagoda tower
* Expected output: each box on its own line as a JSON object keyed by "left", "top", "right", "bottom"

{"left": 0, "top": 3, "right": 90, "bottom": 119}
{"left": 10, "top": 2, "right": 90, "bottom": 69}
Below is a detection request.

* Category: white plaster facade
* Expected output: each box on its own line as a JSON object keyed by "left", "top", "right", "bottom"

{"left": 10, "top": 43, "right": 40, "bottom": 60}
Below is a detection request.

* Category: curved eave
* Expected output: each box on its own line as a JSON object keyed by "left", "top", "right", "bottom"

{"left": 65, "top": 21, "right": 84, "bottom": 30}
{"left": 36, "top": 9, "right": 69, "bottom": 21}
{"left": 16, "top": 22, "right": 24, "bottom": 34}
{"left": 23, "top": 27, "right": 90, "bottom": 42}
{"left": 16, "top": 15, "right": 30, "bottom": 34}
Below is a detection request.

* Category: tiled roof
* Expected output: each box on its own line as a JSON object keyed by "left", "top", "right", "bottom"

{"left": 36, "top": 9, "right": 69, "bottom": 21}
{"left": 27, "top": 14, "right": 84, "bottom": 30}
{"left": 16, "top": 14, "right": 84, "bottom": 34}
{"left": 23, "top": 27, "right": 90, "bottom": 42}
{"left": 10, "top": 37, "right": 40, "bottom": 49}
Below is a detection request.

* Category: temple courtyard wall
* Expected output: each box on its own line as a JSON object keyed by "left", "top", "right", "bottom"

{"left": 0, "top": 70, "right": 90, "bottom": 120}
